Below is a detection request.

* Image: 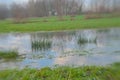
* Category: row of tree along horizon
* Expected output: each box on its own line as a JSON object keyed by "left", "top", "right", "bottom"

{"left": 0, "top": 0, "right": 120, "bottom": 22}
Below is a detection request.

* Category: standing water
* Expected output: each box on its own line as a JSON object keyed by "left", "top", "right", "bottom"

{"left": 0, "top": 28, "right": 120, "bottom": 70}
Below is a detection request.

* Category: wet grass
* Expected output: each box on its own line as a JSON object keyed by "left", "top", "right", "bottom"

{"left": 0, "top": 62, "right": 120, "bottom": 80}
{"left": 0, "top": 51, "right": 19, "bottom": 59}
{"left": 32, "top": 40, "right": 52, "bottom": 51}
{"left": 77, "top": 35, "right": 97, "bottom": 48}
{"left": 0, "top": 15, "right": 120, "bottom": 33}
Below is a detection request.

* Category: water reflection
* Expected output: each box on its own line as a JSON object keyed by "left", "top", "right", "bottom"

{"left": 0, "top": 28, "right": 120, "bottom": 70}
{"left": 77, "top": 30, "right": 97, "bottom": 49}
{"left": 31, "top": 33, "right": 52, "bottom": 52}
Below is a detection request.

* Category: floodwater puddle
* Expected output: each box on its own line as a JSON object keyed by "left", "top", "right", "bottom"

{"left": 0, "top": 28, "right": 120, "bottom": 70}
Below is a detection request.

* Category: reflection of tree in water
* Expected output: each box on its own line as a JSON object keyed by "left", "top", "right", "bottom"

{"left": 30, "top": 31, "right": 84, "bottom": 57}
{"left": 52, "top": 31, "right": 76, "bottom": 56}
{"left": 30, "top": 33, "right": 52, "bottom": 52}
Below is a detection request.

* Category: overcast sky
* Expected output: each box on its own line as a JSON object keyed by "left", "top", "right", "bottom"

{"left": 0, "top": 0, "right": 89, "bottom": 4}
{"left": 0, "top": 0, "right": 28, "bottom": 4}
{"left": 0, "top": 0, "right": 89, "bottom": 9}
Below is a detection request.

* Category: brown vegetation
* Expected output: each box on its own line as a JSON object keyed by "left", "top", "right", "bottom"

{"left": 0, "top": 0, "right": 120, "bottom": 21}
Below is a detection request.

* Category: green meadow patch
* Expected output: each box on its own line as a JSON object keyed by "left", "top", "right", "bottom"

{"left": 0, "top": 62, "right": 120, "bottom": 80}
{"left": 0, "top": 15, "right": 120, "bottom": 33}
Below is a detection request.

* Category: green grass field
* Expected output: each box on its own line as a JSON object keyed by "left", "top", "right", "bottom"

{"left": 0, "top": 51, "right": 18, "bottom": 59}
{"left": 0, "top": 15, "right": 120, "bottom": 33}
{"left": 0, "top": 62, "right": 120, "bottom": 80}
{"left": 0, "top": 15, "right": 120, "bottom": 80}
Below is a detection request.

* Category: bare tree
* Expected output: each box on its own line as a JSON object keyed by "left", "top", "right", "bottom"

{"left": 0, "top": 4, "right": 9, "bottom": 20}
{"left": 68, "top": 0, "right": 84, "bottom": 20}
{"left": 27, "top": 0, "right": 50, "bottom": 17}
{"left": 77, "top": 0, "right": 85, "bottom": 14}
{"left": 53, "top": 0, "right": 84, "bottom": 20}
{"left": 7, "top": 0, "right": 120, "bottom": 21}
{"left": 88, "top": 0, "right": 120, "bottom": 13}
{"left": 27, "top": 0, "right": 36, "bottom": 17}
{"left": 112, "top": 0, "right": 120, "bottom": 12}
{"left": 54, "top": 0, "right": 64, "bottom": 20}
{"left": 11, "top": 3, "right": 28, "bottom": 23}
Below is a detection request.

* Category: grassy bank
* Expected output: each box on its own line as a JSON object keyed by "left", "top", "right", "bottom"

{"left": 0, "top": 16, "right": 120, "bottom": 33}
{"left": 0, "top": 63, "right": 120, "bottom": 80}
{"left": 0, "top": 51, "right": 18, "bottom": 59}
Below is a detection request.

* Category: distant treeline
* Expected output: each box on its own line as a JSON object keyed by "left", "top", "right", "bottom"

{"left": 0, "top": 0, "right": 120, "bottom": 21}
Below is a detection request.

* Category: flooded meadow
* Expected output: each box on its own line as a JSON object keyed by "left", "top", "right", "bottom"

{"left": 0, "top": 28, "right": 120, "bottom": 70}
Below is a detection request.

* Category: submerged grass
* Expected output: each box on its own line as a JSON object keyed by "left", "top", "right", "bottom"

{"left": 0, "top": 15, "right": 120, "bottom": 33}
{"left": 32, "top": 40, "right": 52, "bottom": 51}
{"left": 0, "top": 62, "right": 120, "bottom": 80}
{"left": 77, "top": 36, "right": 97, "bottom": 45}
{"left": 0, "top": 51, "right": 19, "bottom": 59}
